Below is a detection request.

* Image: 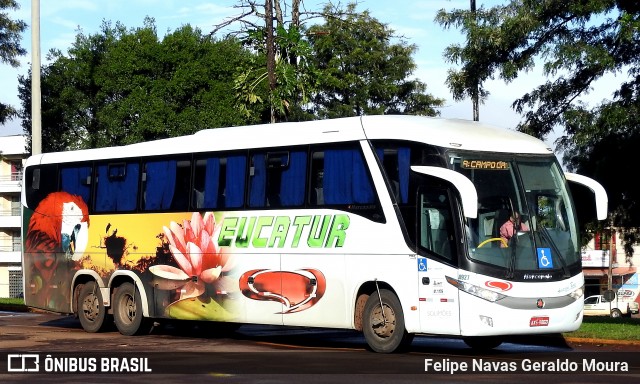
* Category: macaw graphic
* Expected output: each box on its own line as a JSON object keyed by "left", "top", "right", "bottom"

{"left": 24, "top": 191, "right": 90, "bottom": 310}
{"left": 239, "top": 269, "right": 326, "bottom": 314}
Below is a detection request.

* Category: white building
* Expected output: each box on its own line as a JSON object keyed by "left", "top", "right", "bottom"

{"left": 0, "top": 135, "right": 27, "bottom": 298}
{"left": 582, "top": 230, "right": 640, "bottom": 307}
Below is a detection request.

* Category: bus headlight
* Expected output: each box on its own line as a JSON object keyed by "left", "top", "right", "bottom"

{"left": 445, "top": 276, "right": 507, "bottom": 303}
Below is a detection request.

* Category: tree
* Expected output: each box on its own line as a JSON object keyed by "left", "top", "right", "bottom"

{"left": 436, "top": 1, "right": 505, "bottom": 121}
{"left": 211, "top": 1, "right": 442, "bottom": 123}
{"left": 18, "top": 19, "right": 255, "bottom": 152}
{"left": 0, "top": 0, "right": 27, "bottom": 124}
{"left": 308, "top": 3, "right": 444, "bottom": 118}
{"left": 212, "top": 0, "right": 342, "bottom": 123}
{"left": 436, "top": 1, "right": 640, "bottom": 244}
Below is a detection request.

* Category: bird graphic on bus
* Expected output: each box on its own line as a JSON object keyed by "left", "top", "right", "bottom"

{"left": 24, "top": 191, "right": 90, "bottom": 310}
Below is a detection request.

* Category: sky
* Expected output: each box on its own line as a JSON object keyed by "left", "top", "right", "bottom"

{"left": 0, "top": 0, "right": 623, "bottom": 149}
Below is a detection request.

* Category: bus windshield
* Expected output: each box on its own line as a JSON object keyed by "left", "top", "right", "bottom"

{"left": 452, "top": 155, "right": 579, "bottom": 275}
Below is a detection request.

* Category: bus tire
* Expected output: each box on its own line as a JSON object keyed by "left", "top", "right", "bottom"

{"left": 463, "top": 336, "right": 503, "bottom": 350}
{"left": 113, "top": 282, "right": 153, "bottom": 336}
{"left": 77, "top": 281, "right": 110, "bottom": 333}
{"left": 362, "top": 289, "right": 413, "bottom": 353}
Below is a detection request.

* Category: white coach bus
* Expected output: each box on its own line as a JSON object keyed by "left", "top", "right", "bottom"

{"left": 21, "top": 115, "right": 607, "bottom": 353}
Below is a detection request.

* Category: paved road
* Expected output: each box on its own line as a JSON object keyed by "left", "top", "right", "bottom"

{"left": 0, "top": 311, "right": 638, "bottom": 383}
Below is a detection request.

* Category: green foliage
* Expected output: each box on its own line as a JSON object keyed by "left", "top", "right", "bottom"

{"left": 309, "top": 3, "right": 444, "bottom": 118}
{"left": 233, "top": 24, "right": 319, "bottom": 123}
{"left": 18, "top": 19, "right": 256, "bottom": 151}
{"left": 0, "top": 0, "right": 27, "bottom": 124}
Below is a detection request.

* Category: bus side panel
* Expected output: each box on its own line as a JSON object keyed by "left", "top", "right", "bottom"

{"left": 233, "top": 252, "right": 282, "bottom": 326}
{"left": 22, "top": 203, "right": 80, "bottom": 314}
{"left": 281, "top": 253, "right": 347, "bottom": 328}
{"left": 417, "top": 258, "right": 461, "bottom": 335}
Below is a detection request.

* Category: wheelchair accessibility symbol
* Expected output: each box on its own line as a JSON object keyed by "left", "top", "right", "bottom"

{"left": 537, "top": 248, "right": 553, "bottom": 269}
{"left": 418, "top": 258, "right": 428, "bottom": 272}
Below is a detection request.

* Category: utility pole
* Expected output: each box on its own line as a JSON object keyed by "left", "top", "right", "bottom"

{"left": 265, "top": 0, "right": 276, "bottom": 123}
{"left": 470, "top": 0, "right": 479, "bottom": 121}
{"left": 31, "top": 0, "right": 41, "bottom": 154}
{"left": 607, "top": 226, "right": 614, "bottom": 291}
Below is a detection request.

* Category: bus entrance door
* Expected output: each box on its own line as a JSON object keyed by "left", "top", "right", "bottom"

{"left": 417, "top": 258, "right": 461, "bottom": 335}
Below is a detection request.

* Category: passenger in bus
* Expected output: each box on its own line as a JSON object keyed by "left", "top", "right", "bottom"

{"left": 499, "top": 211, "right": 529, "bottom": 247}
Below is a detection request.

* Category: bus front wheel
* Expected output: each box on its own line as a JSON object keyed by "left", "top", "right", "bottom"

{"left": 362, "top": 289, "right": 413, "bottom": 353}
{"left": 77, "top": 281, "right": 110, "bottom": 333}
{"left": 113, "top": 282, "right": 153, "bottom": 336}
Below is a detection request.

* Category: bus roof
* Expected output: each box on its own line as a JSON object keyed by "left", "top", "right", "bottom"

{"left": 26, "top": 115, "right": 552, "bottom": 166}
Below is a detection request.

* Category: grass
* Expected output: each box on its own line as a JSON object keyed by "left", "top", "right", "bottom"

{"left": 0, "top": 297, "right": 25, "bottom": 305}
{"left": 0, "top": 297, "right": 28, "bottom": 312}
{"left": 565, "top": 316, "right": 640, "bottom": 341}
{"left": 1, "top": 297, "right": 638, "bottom": 342}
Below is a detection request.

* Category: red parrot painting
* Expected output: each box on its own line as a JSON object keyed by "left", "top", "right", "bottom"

{"left": 24, "top": 191, "right": 90, "bottom": 310}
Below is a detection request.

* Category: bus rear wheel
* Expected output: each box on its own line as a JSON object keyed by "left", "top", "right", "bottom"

{"left": 362, "top": 289, "right": 413, "bottom": 353}
{"left": 78, "top": 281, "right": 110, "bottom": 333}
{"left": 113, "top": 282, "right": 153, "bottom": 336}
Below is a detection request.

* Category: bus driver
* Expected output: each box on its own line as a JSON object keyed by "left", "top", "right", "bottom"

{"left": 499, "top": 211, "right": 529, "bottom": 247}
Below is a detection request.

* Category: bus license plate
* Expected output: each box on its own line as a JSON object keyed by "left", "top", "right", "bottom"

{"left": 529, "top": 316, "right": 549, "bottom": 327}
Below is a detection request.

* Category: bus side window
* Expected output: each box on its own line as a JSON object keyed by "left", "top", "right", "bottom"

{"left": 141, "top": 158, "right": 191, "bottom": 211}
{"left": 172, "top": 160, "right": 192, "bottom": 210}
{"left": 60, "top": 165, "right": 92, "bottom": 207}
{"left": 310, "top": 152, "right": 324, "bottom": 205}
{"left": 194, "top": 154, "right": 247, "bottom": 210}
{"left": 25, "top": 164, "right": 58, "bottom": 209}
{"left": 142, "top": 160, "right": 177, "bottom": 211}
{"left": 249, "top": 149, "right": 307, "bottom": 208}
{"left": 309, "top": 144, "right": 383, "bottom": 222}
{"left": 330, "top": 148, "right": 374, "bottom": 204}
{"left": 95, "top": 162, "right": 139, "bottom": 212}
{"left": 376, "top": 147, "right": 410, "bottom": 204}
{"left": 418, "top": 188, "right": 455, "bottom": 263}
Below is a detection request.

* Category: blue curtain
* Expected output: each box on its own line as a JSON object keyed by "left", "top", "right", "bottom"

{"left": 324, "top": 149, "right": 352, "bottom": 204}
{"left": 352, "top": 151, "right": 374, "bottom": 204}
{"left": 96, "top": 165, "right": 116, "bottom": 211}
{"left": 249, "top": 153, "right": 266, "bottom": 207}
{"left": 96, "top": 163, "right": 139, "bottom": 211}
{"left": 225, "top": 155, "right": 246, "bottom": 208}
{"left": 60, "top": 166, "right": 91, "bottom": 204}
{"left": 203, "top": 158, "right": 220, "bottom": 208}
{"left": 280, "top": 151, "right": 306, "bottom": 206}
{"left": 324, "top": 149, "right": 375, "bottom": 205}
{"left": 398, "top": 147, "right": 410, "bottom": 204}
{"left": 144, "top": 161, "right": 176, "bottom": 210}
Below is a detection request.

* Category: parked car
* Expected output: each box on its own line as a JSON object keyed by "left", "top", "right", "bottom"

{"left": 583, "top": 294, "right": 637, "bottom": 318}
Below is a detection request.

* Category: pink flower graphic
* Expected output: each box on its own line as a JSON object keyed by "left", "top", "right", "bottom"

{"left": 150, "top": 212, "right": 234, "bottom": 299}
